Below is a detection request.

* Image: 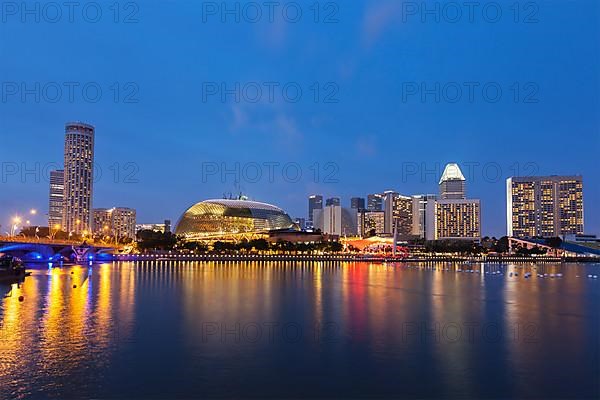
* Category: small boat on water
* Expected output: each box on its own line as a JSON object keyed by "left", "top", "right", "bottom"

{"left": 0, "top": 254, "right": 28, "bottom": 282}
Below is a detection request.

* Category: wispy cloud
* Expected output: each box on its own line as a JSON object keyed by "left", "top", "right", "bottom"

{"left": 227, "top": 104, "right": 303, "bottom": 147}
{"left": 362, "top": 0, "right": 403, "bottom": 48}
{"left": 355, "top": 135, "right": 378, "bottom": 157}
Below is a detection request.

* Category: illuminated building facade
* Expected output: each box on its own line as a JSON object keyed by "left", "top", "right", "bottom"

{"left": 136, "top": 223, "right": 168, "bottom": 233}
{"left": 435, "top": 199, "right": 481, "bottom": 240}
{"left": 359, "top": 210, "right": 385, "bottom": 237}
{"left": 367, "top": 193, "right": 383, "bottom": 211}
{"left": 48, "top": 169, "right": 64, "bottom": 229}
{"left": 63, "top": 122, "right": 95, "bottom": 234}
{"left": 176, "top": 199, "right": 296, "bottom": 240}
{"left": 507, "top": 176, "right": 584, "bottom": 238}
{"left": 439, "top": 163, "right": 466, "bottom": 199}
{"left": 93, "top": 207, "right": 137, "bottom": 240}
{"left": 382, "top": 191, "right": 413, "bottom": 236}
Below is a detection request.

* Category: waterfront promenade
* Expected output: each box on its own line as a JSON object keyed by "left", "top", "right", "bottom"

{"left": 112, "top": 253, "right": 598, "bottom": 264}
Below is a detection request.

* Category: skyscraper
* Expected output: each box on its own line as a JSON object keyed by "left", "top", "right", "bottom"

{"left": 367, "top": 194, "right": 383, "bottom": 211}
{"left": 439, "top": 163, "right": 466, "bottom": 199}
{"left": 322, "top": 203, "right": 341, "bottom": 235}
{"left": 359, "top": 210, "right": 385, "bottom": 237}
{"left": 325, "top": 197, "right": 341, "bottom": 207}
{"left": 350, "top": 197, "right": 365, "bottom": 210}
{"left": 383, "top": 191, "right": 398, "bottom": 234}
{"left": 436, "top": 199, "right": 481, "bottom": 239}
{"left": 341, "top": 208, "right": 358, "bottom": 236}
{"left": 507, "top": 176, "right": 584, "bottom": 238}
{"left": 308, "top": 195, "right": 323, "bottom": 223}
{"left": 382, "top": 191, "right": 414, "bottom": 236}
{"left": 63, "top": 122, "right": 95, "bottom": 234}
{"left": 435, "top": 164, "right": 481, "bottom": 240}
{"left": 48, "top": 170, "right": 64, "bottom": 229}
{"left": 412, "top": 195, "right": 437, "bottom": 240}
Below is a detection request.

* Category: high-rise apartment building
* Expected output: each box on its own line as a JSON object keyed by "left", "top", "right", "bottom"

{"left": 507, "top": 176, "right": 584, "bottom": 238}
{"left": 436, "top": 199, "right": 481, "bottom": 239}
{"left": 93, "top": 207, "right": 137, "bottom": 240}
{"left": 63, "top": 122, "right": 95, "bottom": 234}
{"left": 308, "top": 195, "right": 323, "bottom": 223}
{"left": 367, "top": 194, "right": 383, "bottom": 211}
{"left": 48, "top": 170, "right": 64, "bottom": 229}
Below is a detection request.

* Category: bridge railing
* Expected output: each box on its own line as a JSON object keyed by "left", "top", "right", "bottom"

{"left": 0, "top": 236, "right": 118, "bottom": 248}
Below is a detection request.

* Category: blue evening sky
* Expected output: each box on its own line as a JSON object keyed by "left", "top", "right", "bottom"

{"left": 0, "top": 0, "right": 598, "bottom": 237}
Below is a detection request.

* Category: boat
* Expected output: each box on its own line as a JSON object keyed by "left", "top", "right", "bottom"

{"left": 0, "top": 254, "right": 28, "bottom": 282}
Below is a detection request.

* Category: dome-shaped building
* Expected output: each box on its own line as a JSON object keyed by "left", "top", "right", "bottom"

{"left": 175, "top": 199, "right": 297, "bottom": 240}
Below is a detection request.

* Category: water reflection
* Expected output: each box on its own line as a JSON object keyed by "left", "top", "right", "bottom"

{"left": 0, "top": 262, "right": 598, "bottom": 399}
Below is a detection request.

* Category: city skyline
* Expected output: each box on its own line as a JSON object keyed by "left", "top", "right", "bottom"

{"left": 0, "top": 125, "right": 593, "bottom": 239}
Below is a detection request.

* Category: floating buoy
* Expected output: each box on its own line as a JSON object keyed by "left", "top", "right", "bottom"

{"left": 18, "top": 296, "right": 24, "bottom": 302}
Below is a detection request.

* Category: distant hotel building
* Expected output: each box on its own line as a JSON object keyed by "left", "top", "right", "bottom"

{"left": 436, "top": 199, "right": 481, "bottom": 239}
{"left": 358, "top": 210, "right": 385, "bottom": 237}
{"left": 48, "top": 170, "right": 64, "bottom": 229}
{"left": 351, "top": 197, "right": 365, "bottom": 210}
{"left": 325, "top": 197, "right": 341, "bottom": 207}
{"left": 93, "top": 207, "right": 137, "bottom": 240}
{"left": 312, "top": 199, "right": 357, "bottom": 236}
{"left": 321, "top": 202, "right": 341, "bottom": 235}
{"left": 367, "top": 194, "right": 383, "bottom": 211}
{"left": 307, "top": 195, "right": 323, "bottom": 224}
{"left": 63, "top": 122, "right": 95, "bottom": 234}
{"left": 412, "top": 195, "right": 437, "bottom": 240}
{"left": 507, "top": 176, "right": 584, "bottom": 238}
{"left": 434, "top": 164, "right": 481, "bottom": 240}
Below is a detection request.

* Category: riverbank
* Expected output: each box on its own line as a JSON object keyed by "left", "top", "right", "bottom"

{"left": 111, "top": 254, "right": 600, "bottom": 264}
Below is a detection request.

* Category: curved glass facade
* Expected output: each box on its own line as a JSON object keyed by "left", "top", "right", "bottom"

{"left": 175, "top": 199, "right": 296, "bottom": 239}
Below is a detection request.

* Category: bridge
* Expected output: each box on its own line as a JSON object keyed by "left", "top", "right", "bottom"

{"left": 0, "top": 236, "right": 117, "bottom": 263}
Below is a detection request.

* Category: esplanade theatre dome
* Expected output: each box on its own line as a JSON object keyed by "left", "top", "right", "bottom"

{"left": 175, "top": 199, "right": 296, "bottom": 239}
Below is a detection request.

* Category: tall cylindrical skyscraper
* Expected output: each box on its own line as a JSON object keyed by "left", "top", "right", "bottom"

{"left": 63, "top": 122, "right": 95, "bottom": 234}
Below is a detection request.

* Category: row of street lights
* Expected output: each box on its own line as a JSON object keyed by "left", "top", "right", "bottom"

{"left": 6, "top": 211, "right": 124, "bottom": 244}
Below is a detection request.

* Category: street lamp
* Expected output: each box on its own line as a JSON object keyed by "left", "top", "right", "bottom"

{"left": 51, "top": 224, "right": 61, "bottom": 239}
{"left": 10, "top": 216, "right": 22, "bottom": 237}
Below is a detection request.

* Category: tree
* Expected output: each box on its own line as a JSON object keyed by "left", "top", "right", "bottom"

{"left": 545, "top": 237, "right": 563, "bottom": 248}
{"left": 136, "top": 229, "right": 178, "bottom": 251}
{"left": 494, "top": 236, "right": 509, "bottom": 253}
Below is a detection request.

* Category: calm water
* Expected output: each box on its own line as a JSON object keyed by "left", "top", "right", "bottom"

{"left": 0, "top": 261, "right": 598, "bottom": 399}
